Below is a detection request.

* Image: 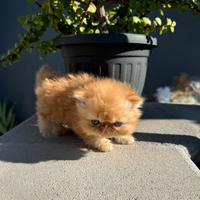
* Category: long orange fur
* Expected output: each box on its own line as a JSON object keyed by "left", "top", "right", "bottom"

{"left": 35, "top": 65, "right": 144, "bottom": 152}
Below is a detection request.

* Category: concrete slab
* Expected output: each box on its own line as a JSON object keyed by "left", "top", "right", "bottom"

{"left": 0, "top": 103, "right": 200, "bottom": 200}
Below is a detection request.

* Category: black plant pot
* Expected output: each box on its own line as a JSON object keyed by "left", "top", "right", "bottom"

{"left": 56, "top": 33, "right": 157, "bottom": 94}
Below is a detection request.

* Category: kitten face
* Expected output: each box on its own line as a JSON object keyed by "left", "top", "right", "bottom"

{"left": 73, "top": 79, "right": 143, "bottom": 137}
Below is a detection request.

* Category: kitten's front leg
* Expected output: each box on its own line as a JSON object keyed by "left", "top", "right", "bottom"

{"left": 38, "top": 115, "right": 68, "bottom": 137}
{"left": 83, "top": 135, "right": 113, "bottom": 152}
{"left": 113, "top": 135, "right": 134, "bottom": 145}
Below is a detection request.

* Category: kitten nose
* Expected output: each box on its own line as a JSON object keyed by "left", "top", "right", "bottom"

{"left": 102, "top": 122, "right": 111, "bottom": 128}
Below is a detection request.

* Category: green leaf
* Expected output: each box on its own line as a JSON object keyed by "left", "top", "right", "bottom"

{"left": 142, "top": 17, "right": 151, "bottom": 26}
{"left": 171, "top": 21, "right": 176, "bottom": 27}
{"left": 72, "top": 1, "right": 80, "bottom": 12}
{"left": 166, "top": 18, "right": 172, "bottom": 26}
{"left": 95, "top": 29, "right": 100, "bottom": 34}
{"left": 79, "top": 26, "right": 85, "bottom": 32}
{"left": 159, "top": 26, "right": 168, "bottom": 35}
{"left": 5, "top": 105, "right": 14, "bottom": 127}
{"left": 0, "top": 100, "right": 16, "bottom": 135}
{"left": 170, "top": 26, "right": 175, "bottom": 32}
{"left": 0, "top": 124, "right": 6, "bottom": 134}
{"left": 167, "top": 4, "right": 172, "bottom": 8}
{"left": 65, "top": 18, "right": 72, "bottom": 25}
{"left": 160, "top": 9, "right": 164, "bottom": 16}
{"left": 82, "top": 18, "right": 87, "bottom": 25}
{"left": 88, "top": 2, "right": 96, "bottom": 13}
{"left": 133, "top": 16, "right": 140, "bottom": 23}
{"left": 155, "top": 17, "right": 162, "bottom": 26}
{"left": 91, "top": 21, "right": 98, "bottom": 26}
{"left": 88, "top": 29, "right": 94, "bottom": 34}
{"left": 1, "top": 101, "right": 6, "bottom": 125}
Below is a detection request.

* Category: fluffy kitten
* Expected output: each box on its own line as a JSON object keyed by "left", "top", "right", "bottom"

{"left": 35, "top": 65, "right": 144, "bottom": 152}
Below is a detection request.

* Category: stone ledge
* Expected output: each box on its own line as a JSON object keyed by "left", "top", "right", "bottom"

{"left": 0, "top": 103, "right": 200, "bottom": 200}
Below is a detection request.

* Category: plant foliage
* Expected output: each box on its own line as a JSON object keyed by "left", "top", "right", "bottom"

{"left": 0, "top": 100, "right": 16, "bottom": 136}
{"left": 0, "top": 0, "right": 200, "bottom": 66}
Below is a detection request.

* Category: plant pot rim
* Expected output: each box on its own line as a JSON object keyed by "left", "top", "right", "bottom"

{"left": 55, "top": 33, "right": 157, "bottom": 48}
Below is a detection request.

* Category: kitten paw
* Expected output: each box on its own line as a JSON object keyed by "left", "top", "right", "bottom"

{"left": 85, "top": 137, "right": 113, "bottom": 152}
{"left": 114, "top": 135, "right": 134, "bottom": 145}
{"left": 96, "top": 138, "right": 113, "bottom": 152}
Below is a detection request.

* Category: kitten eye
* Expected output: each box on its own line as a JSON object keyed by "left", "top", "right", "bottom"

{"left": 90, "top": 119, "right": 100, "bottom": 126}
{"left": 113, "top": 121, "right": 123, "bottom": 127}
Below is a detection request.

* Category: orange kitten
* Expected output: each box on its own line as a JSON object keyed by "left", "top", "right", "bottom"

{"left": 35, "top": 65, "right": 144, "bottom": 152}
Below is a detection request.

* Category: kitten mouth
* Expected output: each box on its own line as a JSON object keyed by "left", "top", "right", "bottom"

{"left": 102, "top": 125, "right": 109, "bottom": 134}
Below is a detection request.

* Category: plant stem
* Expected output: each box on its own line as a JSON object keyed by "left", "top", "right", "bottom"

{"left": 76, "top": 0, "right": 92, "bottom": 34}
{"left": 34, "top": 0, "right": 42, "bottom": 8}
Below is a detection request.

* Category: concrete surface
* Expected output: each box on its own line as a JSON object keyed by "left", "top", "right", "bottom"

{"left": 0, "top": 103, "right": 200, "bottom": 200}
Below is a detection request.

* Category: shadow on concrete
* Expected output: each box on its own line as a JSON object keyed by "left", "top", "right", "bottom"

{"left": 142, "top": 103, "right": 200, "bottom": 124}
{"left": 0, "top": 121, "right": 88, "bottom": 163}
{"left": 134, "top": 132, "right": 200, "bottom": 159}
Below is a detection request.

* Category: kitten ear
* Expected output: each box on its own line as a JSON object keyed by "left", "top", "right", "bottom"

{"left": 127, "top": 93, "right": 144, "bottom": 109}
{"left": 73, "top": 89, "right": 91, "bottom": 106}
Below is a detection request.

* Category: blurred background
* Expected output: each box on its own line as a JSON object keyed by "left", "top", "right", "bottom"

{"left": 0, "top": 0, "right": 200, "bottom": 123}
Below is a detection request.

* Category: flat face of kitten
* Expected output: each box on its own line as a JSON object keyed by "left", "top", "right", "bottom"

{"left": 73, "top": 79, "right": 143, "bottom": 137}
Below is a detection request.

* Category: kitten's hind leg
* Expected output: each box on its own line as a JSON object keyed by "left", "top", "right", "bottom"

{"left": 37, "top": 115, "right": 67, "bottom": 137}
{"left": 83, "top": 136, "right": 113, "bottom": 152}
{"left": 113, "top": 135, "right": 134, "bottom": 145}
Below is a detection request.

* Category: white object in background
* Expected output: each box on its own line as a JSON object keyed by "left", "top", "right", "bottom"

{"left": 156, "top": 86, "right": 172, "bottom": 103}
{"left": 190, "top": 81, "right": 200, "bottom": 103}
{"left": 190, "top": 81, "right": 200, "bottom": 94}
